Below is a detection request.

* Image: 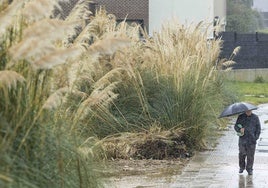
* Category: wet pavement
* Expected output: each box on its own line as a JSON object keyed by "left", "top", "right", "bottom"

{"left": 105, "top": 103, "right": 268, "bottom": 188}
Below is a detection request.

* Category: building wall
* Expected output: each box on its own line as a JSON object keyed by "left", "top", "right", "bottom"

{"left": 214, "top": 0, "right": 226, "bottom": 31}
{"left": 149, "top": 0, "right": 215, "bottom": 36}
{"left": 149, "top": 0, "right": 226, "bottom": 37}
{"left": 78, "top": 0, "right": 227, "bottom": 37}
{"left": 253, "top": 0, "right": 268, "bottom": 28}
{"left": 253, "top": 0, "right": 268, "bottom": 11}
{"left": 214, "top": 0, "right": 226, "bottom": 18}
{"left": 63, "top": 0, "right": 226, "bottom": 35}
{"left": 93, "top": 0, "right": 149, "bottom": 32}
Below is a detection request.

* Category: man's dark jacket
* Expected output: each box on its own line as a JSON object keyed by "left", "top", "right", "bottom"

{"left": 234, "top": 113, "right": 261, "bottom": 145}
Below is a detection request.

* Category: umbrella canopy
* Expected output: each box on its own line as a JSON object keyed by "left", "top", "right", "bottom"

{"left": 219, "top": 102, "right": 258, "bottom": 118}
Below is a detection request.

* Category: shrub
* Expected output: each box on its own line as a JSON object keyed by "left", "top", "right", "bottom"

{"left": 254, "top": 76, "right": 265, "bottom": 83}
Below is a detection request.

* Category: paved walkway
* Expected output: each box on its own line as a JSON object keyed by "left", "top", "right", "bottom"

{"left": 106, "top": 103, "right": 268, "bottom": 188}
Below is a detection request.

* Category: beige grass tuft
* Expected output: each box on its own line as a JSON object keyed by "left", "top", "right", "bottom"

{"left": 42, "top": 87, "right": 69, "bottom": 110}
{"left": 0, "top": 70, "right": 25, "bottom": 89}
{"left": 76, "top": 82, "right": 119, "bottom": 120}
{"left": 22, "top": 0, "right": 61, "bottom": 23}
{"left": 8, "top": 19, "right": 83, "bottom": 63}
{"left": 22, "top": 19, "right": 75, "bottom": 39}
{"left": 229, "top": 46, "right": 241, "bottom": 60}
{"left": 64, "top": 0, "right": 94, "bottom": 46}
{"left": 88, "top": 36, "right": 132, "bottom": 56}
{"left": 32, "top": 46, "right": 84, "bottom": 70}
{"left": 98, "top": 125, "right": 185, "bottom": 159}
{"left": 67, "top": 59, "right": 97, "bottom": 89}
{"left": 0, "top": 173, "right": 13, "bottom": 183}
{"left": 85, "top": 8, "right": 116, "bottom": 37}
{"left": 0, "top": 0, "right": 24, "bottom": 36}
{"left": 8, "top": 37, "right": 56, "bottom": 63}
{"left": 222, "top": 60, "right": 236, "bottom": 68}
{"left": 65, "top": 0, "right": 93, "bottom": 22}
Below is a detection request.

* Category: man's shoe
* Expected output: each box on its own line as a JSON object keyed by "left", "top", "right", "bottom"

{"left": 239, "top": 169, "right": 244, "bottom": 173}
{"left": 248, "top": 171, "right": 253, "bottom": 175}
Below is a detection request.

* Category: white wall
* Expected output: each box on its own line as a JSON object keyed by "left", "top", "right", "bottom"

{"left": 253, "top": 0, "right": 268, "bottom": 12}
{"left": 214, "top": 0, "right": 227, "bottom": 32}
{"left": 149, "top": 0, "right": 215, "bottom": 37}
{"left": 214, "top": 0, "right": 226, "bottom": 18}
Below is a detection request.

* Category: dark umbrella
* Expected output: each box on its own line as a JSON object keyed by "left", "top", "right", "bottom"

{"left": 219, "top": 102, "right": 258, "bottom": 118}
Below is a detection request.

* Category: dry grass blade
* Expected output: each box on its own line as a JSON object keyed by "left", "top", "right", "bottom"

{"left": 85, "top": 83, "right": 119, "bottom": 108}
{"left": 0, "top": 0, "right": 6, "bottom": 5}
{"left": 8, "top": 37, "right": 56, "bottom": 62}
{"left": 93, "top": 68, "right": 124, "bottom": 89}
{"left": 0, "top": 0, "right": 24, "bottom": 36}
{"left": 0, "top": 174, "right": 13, "bottom": 183}
{"left": 66, "top": 0, "right": 93, "bottom": 21}
{"left": 42, "top": 87, "right": 69, "bottom": 110}
{"left": 224, "top": 67, "right": 233, "bottom": 72}
{"left": 98, "top": 125, "right": 185, "bottom": 159}
{"left": 67, "top": 57, "right": 99, "bottom": 89}
{"left": 42, "top": 87, "right": 89, "bottom": 110}
{"left": 22, "top": 0, "right": 61, "bottom": 23}
{"left": 69, "top": 90, "right": 89, "bottom": 99}
{"left": 76, "top": 82, "right": 119, "bottom": 120}
{"left": 229, "top": 46, "right": 241, "bottom": 60}
{"left": 232, "top": 46, "right": 241, "bottom": 56}
{"left": 0, "top": 70, "right": 25, "bottom": 89}
{"left": 73, "top": 22, "right": 96, "bottom": 46}
{"left": 222, "top": 60, "right": 236, "bottom": 68}
{"left": 32, "top": 46, "right": 84, "bottom": 70}
{"left": 22, "top": 19, "right": 76, "bottom": 39}
{"left": 142, "top": 19, "right": 220, "bottom": 80}
{"left": 86, "top": 8, "right": 116, "bottom": 37}
{"left": 77, "top": 137, "right": 101, "bottom": 159}
{"left": 67, "top": 61, "right": 82, "bottom": 87}
{"left": 64, "top": 0, "right": 94, "bottom": 45}
{"left": 88, "top": 36, "right": 131, "bottom": 55}
{"left": 8, "top": 19, "right": 84, "bottom": 63}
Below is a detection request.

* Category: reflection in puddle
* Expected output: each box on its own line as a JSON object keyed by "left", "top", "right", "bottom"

{"left": 239, "top": 175, "right": 254, "bottom": 188}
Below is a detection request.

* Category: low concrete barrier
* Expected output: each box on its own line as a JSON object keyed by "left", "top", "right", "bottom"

{"left": 223, "top": 68, "right": 268, "bottom": 82}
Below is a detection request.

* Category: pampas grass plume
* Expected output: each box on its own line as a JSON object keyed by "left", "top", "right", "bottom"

{"left": 0, "top": 70, "right": 25, "bottom": 89}
{"left": 88, "top": 36, "right": 132, "bottom": 55}
{"left": 42, "top": 87, "right": 69, "bottom": 110}
{"left": 223, "top": 60, "right": 236, "bottom": 68}
{"left": 32, "top": 46, "right": 84, "bottom": 70}
{"left": 232, "top": 46, "right": 241, "bottom": 56}
{"left": 22, "top": 0, "right": 61, "bottom": 23}
{"left": 8, "top": 19, "right": 83, "bottom": 62}
{"left": 0, "top": 0, "right": 24, "bottom": 36}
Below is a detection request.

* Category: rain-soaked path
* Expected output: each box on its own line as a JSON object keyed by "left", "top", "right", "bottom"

{"left": 104, "top": 103, "right": 268, "bottom": 188}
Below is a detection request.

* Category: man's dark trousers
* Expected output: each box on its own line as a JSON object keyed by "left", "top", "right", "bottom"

{"left": 239, "top": 143, "right": 256, "bottom": 172}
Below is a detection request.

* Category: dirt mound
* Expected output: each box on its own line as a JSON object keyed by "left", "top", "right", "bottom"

{"left": 100, "top": 127, "right": 191, "bottom": 160}
{"left": 134, "top": 139, "right": 188, "bottom": 160}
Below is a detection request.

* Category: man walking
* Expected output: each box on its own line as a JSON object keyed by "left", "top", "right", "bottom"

{"left": 234, "top": 110, "right": 261, "bottom": 175}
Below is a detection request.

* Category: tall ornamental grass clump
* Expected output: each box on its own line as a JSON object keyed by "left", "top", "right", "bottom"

{"left": 0, "top": 1, "right": 235, "bottom": 186}
{"left": 0, "top": 0, "right": 103, "bottom": 187}
{"left": 122, "top": 22, "right": 228, "bottom": 149}
{"left": 76, "top": 15, "right": 234, "bottom": 150}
